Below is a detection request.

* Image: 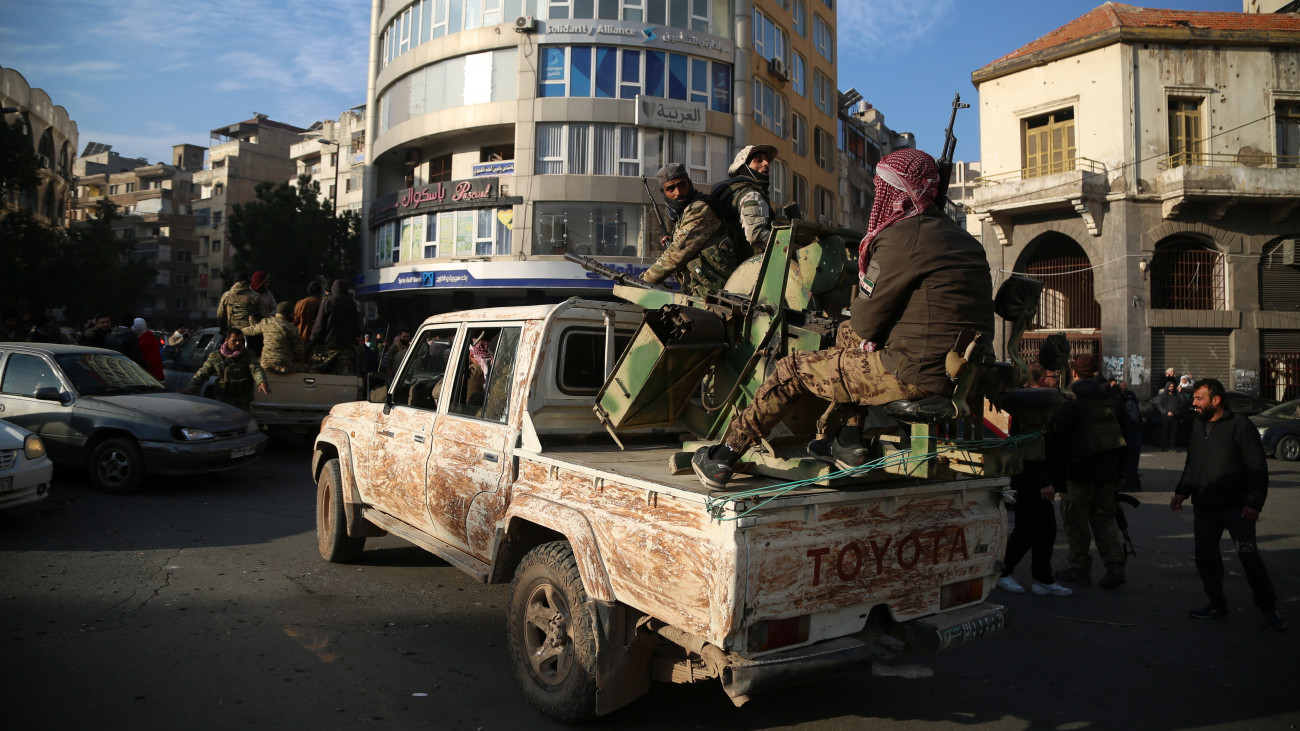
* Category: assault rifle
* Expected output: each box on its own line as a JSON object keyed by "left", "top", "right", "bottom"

{"left": 565, "top": 252, "right": 665, "bottom": 291}
{"left": 642, "top": 176, "right": 670, "bottom": 246}
{"left": 935, "top": 92, "right": 970, "bottom": 204}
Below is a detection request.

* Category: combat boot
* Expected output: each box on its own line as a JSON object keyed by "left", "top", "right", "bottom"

{"left": 807, "top": 426, "right": 869, "bottom": 471}
{"left": 1099, "top": 566, "right": 1127, "bottom": 589}
{"left": 692, "top": 444, "right": 741, "bottom": 490}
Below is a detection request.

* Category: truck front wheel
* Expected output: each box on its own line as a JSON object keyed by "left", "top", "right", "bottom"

{"left": 316, "top": 458, "right": 365, "bottom": 562}
{"left": 507, "top": 541, "right": 599, "bottom": 722}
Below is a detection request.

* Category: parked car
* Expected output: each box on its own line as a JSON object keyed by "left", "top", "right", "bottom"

{"left": 1250, "top": 399, "right": 1300, "bottom": 461}
{"left": 0, "top": 343, "right": 268, "bottom": 493}
{"left": 0, "top": 418, "right": 54, "bottom": 510}
{"left": 1139, "top": 390, "right": 1272, "bottom": 446}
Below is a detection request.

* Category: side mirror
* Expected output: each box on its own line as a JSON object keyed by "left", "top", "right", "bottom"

{"left": 35, "top": 387, "right": 67, "bottom": 404}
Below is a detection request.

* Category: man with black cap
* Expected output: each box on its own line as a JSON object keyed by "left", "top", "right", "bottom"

{"left": 640, "top": 163, "right": 738, "bottom": 296}
{"left": 711, "top": 144, "right": 778, "bottom": 254}
{"left": 1049, "top": 353, "right": 1136, "bottom": 589}
{"left": 691, "top": 149, "right": 993, "bottom": 491}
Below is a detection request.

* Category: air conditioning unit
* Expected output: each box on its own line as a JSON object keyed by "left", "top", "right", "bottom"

{"left": 515, "top": 15, "right": 537, "bottom": 33}
{"left": 768, "top": 56, "right": 789, "bottom": 81}
{"left": 404, "top": 149, "right": 421, "bottom": 168}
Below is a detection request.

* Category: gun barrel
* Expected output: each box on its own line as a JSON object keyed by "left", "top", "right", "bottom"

{"left": 564, "top": 252, "right": 656, "bottom": 290}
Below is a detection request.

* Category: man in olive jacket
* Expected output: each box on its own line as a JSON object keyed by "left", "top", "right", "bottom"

{"left": 692, "top": 149, "right": 993, "bottom": 489}
{"left": 1170, "top": 378, "right": 1285, "bottom": 630}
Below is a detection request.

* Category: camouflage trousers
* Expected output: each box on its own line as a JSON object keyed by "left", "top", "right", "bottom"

{"left": 310, "top": 347, "right": 357, "bottom": 376}
{"left": 1060, "top": 479, "right": 1126, "bottom": 571}
{"left": 721, "top": 323, "right": 927, "bottom": 453}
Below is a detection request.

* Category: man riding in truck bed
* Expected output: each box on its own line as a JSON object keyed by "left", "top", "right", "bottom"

{"left": 639, "top": 163, "right": 743, "bottom": 297}
{"left": 712, "top": 144, "right": 777, "bottom": 254}
{"left": 691, "top": 148, "right": 995, "bottom": 490}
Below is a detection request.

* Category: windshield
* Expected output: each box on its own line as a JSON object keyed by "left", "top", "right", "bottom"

{"left": 1259, "top": 399, "right": 1300, "bottom": 419}
{"left": 56, "top": 353, "right": 164, "bottom": 396}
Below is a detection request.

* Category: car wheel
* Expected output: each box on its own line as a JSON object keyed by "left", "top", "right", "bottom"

{"left": 316, "top": 458, "right": 365, "bottom": 562}
{"left": 89, "top": 437, "right": 146, "bottom": 494}
{"left": 1279, "top": 435, "right": 1300, "bottom": 462}
{"left": 507, "top": 541, "right": 599, "bottom": 723}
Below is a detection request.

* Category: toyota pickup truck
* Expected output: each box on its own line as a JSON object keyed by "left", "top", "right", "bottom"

{"left": 311, "top": 297, "right": 1010, "bottom": 722}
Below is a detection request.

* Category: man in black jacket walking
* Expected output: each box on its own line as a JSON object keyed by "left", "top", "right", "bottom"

{"left": 1170, "top": 378, "right": 1286, "bottom": 631}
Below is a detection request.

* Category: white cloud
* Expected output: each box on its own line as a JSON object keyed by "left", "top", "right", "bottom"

{"left": 837, "top": 0, "right": 957, "bottom": 54}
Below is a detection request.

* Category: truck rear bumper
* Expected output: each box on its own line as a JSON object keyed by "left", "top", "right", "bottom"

{"left": 722, "top": 602, "right": 1008, "bottom": 701}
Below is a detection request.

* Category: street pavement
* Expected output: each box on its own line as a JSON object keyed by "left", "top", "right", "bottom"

{"left": 0, "top": 440, "right": 1297, "bottom": 730}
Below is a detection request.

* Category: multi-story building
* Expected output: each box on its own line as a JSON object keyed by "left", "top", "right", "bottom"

{"left": 360, "top": 0, "right": 836, "bottom": 325}
{"left": 836, "top": 97, "right": 915, "bottom": 232}
{"left": 74, "top": 144, "right": 202, "bottom": 326}
{"left": 291, "top": 106, "right": 368, "bottom": 215}
{"left": 968, "top": 4, "right": 1300, "bottom": 399}
{"left": 191, "top": 115, "right": 306, "bottom": 319}
{"left": 1, "top": 65, "right": 78, "bottom": 228}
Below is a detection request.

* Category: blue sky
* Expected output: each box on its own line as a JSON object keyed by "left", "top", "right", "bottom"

{"left": 1, "top": 0, "right": 1240, "bottom": 165}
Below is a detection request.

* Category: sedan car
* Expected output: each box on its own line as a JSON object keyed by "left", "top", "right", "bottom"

{"left": 0, "top": 343, "right": 268, "bottom": 493}
{"left": 0, "top": 418, "right": 54, "bottom": 510}
{"left": 1250, "top": 399, "right": 1300, "bottom": 461}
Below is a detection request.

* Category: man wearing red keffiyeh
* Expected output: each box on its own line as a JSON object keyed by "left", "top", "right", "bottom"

{"left": 692, "top": 149, "right": 994, "bottom": 490}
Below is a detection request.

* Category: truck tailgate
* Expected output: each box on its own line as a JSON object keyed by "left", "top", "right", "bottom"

{"left": 252, "top": 372, "right": 361, "bottom": 425}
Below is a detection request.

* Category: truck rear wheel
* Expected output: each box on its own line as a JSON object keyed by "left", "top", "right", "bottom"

{"left": 317, "top": 458, "right": 365, "bottom": 562}
{"left": 507, "top": 541, "right": 598, "bottom": 722}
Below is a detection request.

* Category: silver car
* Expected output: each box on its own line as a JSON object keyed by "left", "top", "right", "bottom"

{"left": 0, "top": 418, "right": 54, "bottom": 509}
{"left": 0, "top": 343, "right": 268, "bottom": 493}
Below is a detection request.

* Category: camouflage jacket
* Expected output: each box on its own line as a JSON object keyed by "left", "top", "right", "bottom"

{"left": 217, "top": 282, "right": 264, "bottom": 333}
{"left": 641, "top": 199, "right": 736, "bottom": 297}
{"left": 187, "top": 348, "right": 267, "bottom": 405}
{"left": 242, "top": 314, "right": 306, "bottom": 373}
{"left": 734, "top": 186, "right": 773, "bottom": 254}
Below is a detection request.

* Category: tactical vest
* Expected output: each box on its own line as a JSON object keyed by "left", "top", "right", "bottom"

{"left": 215, "top": 355, "right": 254, "bottom": 396}
{"left": 709, "top": 176, "right": 768, "bottom": 254}
{"left": 1068, "top": 395, "right": 1127, "bottom": 463}
{"left": 674, "top": 194, "right": 741, "bottom": 295}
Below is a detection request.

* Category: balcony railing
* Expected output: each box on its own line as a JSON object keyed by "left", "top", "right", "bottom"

{"left": 1158, "top": 151, "right": 1300, "bottom": 171}
{"left": 973, "top": 157, "right": 1106, "bottom": 186}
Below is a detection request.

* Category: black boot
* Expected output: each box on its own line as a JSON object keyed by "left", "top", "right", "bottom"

{"left": 692, "top": 443, "right": 741, "bottom": 489}
{"left": 808, "top": 426, "right": 869, "bottom": 471}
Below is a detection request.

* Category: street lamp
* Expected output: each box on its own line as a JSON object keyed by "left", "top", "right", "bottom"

{"left": 314, "top": 138, "right": 341, "bottom": 215}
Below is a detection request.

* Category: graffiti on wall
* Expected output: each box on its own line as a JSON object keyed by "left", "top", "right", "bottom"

{"left": 1103, "top": 356, "right": 1125, "bottom": 381}
{"left": 1235, "top": 369, "right": 1259, "bottom": 395}
{"left": 1128, "top": 354, "right": 1147, "bottom": 388}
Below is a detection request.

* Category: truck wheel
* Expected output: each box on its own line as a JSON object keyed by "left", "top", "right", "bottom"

{"left": 317, "top": 458, "right": 365, "bottom": 562}
{"left": 1279, "top": 435, "right": 1300, "bottom": 462}
{"left": 89, "top": 436, "right": 146, "bottom": 494}
{"left": 508, "top": 541, "right": 598, "bottom": 723}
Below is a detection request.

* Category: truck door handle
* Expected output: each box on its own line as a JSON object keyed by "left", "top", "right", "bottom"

{"left": 484, "top": 452, "right": 498, "bottom": 463}
{"left": 378, "top": 430, "right": 395, "bottom": 438}
{"left": 413, "top": 435, "right": 425, "bottom": 443}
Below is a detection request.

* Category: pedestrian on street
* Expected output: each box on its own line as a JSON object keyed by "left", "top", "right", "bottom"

{"left": 81, "top": 313, "right": 113, "bottom": 348}
{"left": 133, "top": 318, "right": 165, "bottom": 381}
{"left": 1050, "top": 354, "right": 1136, "bottom": 589}
{"left": 1170, "top": 378, "right": 1286, "bottom": 630}
{"left": 1156, "top": 381, "right": 1180, "bottom": 451}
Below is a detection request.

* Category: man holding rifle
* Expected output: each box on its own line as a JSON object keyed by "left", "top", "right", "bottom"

{"left": 639, "top": 163, "right": 740, "bottom": 297}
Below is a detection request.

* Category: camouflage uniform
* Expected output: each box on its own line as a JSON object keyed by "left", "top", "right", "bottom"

{"left": 733, "top": 184, "right": 773, "bottom": 254}
{"left": 311, "top": 346, "right": 357, "bottom": 376}
{"left": 217, "top": 281, "right": 264, "bottom": 333}
{"left": 187, "top": 348, "right": 267, "bottom": 412}
{"left": 1060, "top": 480, "right": 1126, "bottom": 573}
{"left": 641, "top": 199, "right": 738, "bottom": 297}
{"left": 241, "top": 314, "right": 306, "bottom": 374}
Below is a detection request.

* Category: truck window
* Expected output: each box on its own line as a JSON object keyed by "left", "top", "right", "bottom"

{"left": 447, "top": 326, "right": 522, "bottom": 423}
{"left": 390, "top": 328, "right": 457, "bottom": 410}
{"left": 556, "top": 327, "right": 634, "bottom": 395}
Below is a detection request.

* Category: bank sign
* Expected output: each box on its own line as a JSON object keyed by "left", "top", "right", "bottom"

{"left": 538, "top": 19, "right": 734, "bottom": 63}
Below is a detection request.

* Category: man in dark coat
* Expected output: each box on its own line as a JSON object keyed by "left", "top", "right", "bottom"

{"left": 310, "top": 279, "right": 359, "bottom": 375}
{"left": 1171, "top": 378, "right": 1285, "bottom": 630}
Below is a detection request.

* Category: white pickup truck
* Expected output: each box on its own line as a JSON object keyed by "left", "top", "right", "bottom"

{"left": 311, "top": 298, "right": 1008, "bottom": 722}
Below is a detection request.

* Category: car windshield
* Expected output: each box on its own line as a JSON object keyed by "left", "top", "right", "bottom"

{"left": 1259, "top": 399, "right": 1300, "bottom": 419}
{"left": 56, "top": 353, "right": 165, "bottom": 396}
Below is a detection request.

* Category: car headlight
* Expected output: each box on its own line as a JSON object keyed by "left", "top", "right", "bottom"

{"left": 174, "top": 427, "right": 216, "bottom": 441}
{"left": 246, "top": 418, "right": 260, "bottom": 435}
{"left": 1259, "top": 427, "right": 1270, "bottom": 437}
{"left": 24, "top": 433, "right": 46, "bottom": 460}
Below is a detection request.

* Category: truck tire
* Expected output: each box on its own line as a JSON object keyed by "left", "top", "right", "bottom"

{"left": 317, "top": 458, "right": 365, "bottom": 562}
{"left": 507, "top": 541, "right": 599, "bottom": 723}
{"left": 88, "top": 436, "right": 146, "bottom": 494}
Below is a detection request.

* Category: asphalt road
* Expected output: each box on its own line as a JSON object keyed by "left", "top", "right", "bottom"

{"left": 2, "top": 440, "right": 1298, "bottom": 730}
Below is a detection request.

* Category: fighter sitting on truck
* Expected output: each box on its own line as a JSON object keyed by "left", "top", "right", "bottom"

{"left": 692, "top": 148, "right": 995, "bottom": 489}
{"left": 710, "top": 144, "right": 777, "bottom": 254}
{"left": 241, "top": 301, "right": 307, "bottom": 374}
{"left": 639, "top": 163, "right": 741, "bottom": 297}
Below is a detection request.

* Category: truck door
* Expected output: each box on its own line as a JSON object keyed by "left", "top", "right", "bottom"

{"left": 426, "top": 325, "right": 523, "bottom": 556}
{"left": 354, "top": 326, "right": 458, "bottom": 529}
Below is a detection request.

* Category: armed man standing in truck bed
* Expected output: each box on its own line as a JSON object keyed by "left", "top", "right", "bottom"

{"left": 711, "top": 144, "right": 777, "bottom": 254}
{"left": 639, "top": 163, "right": 742, "bottom": 297}
{"left": 692, "top": 148, "right": 995, "bottom": 489}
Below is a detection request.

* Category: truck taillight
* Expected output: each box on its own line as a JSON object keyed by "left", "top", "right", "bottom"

{"left": 940, "top": 578, "right": 985, "bottom": 609}
{"left": 747, "top": 614, "right": 811, "bottom": 653}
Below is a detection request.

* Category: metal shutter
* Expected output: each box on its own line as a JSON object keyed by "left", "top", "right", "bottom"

{"left": 1151, "top": 329, "right": 1231, "bottom": 386}
{"left": 1259, "top": 239, "right": 1300, "bottom": 311}
{"left": 1261, "top": 330, "right": 1300, "bottom": 351}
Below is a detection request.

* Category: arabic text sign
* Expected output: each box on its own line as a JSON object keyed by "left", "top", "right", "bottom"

{"left": 635, "top": 96, "right": 707, "bottom": 132}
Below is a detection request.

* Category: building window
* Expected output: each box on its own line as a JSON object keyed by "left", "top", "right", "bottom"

{"left": 815, "top": 186, "right": 834, "bottom": 224}
{"left": 212, "top": 211, "right": 223, "bottom": 227}
{"left": 842, "top": 120, "right": 866, "bottom": 164}
{"left": 792, "top": 173, "right": 809, "bottom": 217}
{"left": 754, "top": 79, "right": 787, "bottom": 137}
{"left": 791, "top": 113, "right": 808, "bottom": 156}
{"left": 813, "top": 70, "right": 833, "bottom": 117}
{"left": 534, "top": 202, "right": 647, "bottom": 257}
{"left": 481, "top": 143, "right": 514, "bottom": 162}
{"left": 653, "top": 130, "right": 728, "bottom": 186}
{"left": 536, "top": 123, "right": 642, "bottom": 176}
{"left": 379, "top": 48, "right": 519, "bottom": 134}
{"left": 109, "top": 185, "right": 120, "bottom": 195}
{"left": 125, "top": 182, "right": 136, "bottom": 193}
{"left": 814, "top": 127, "right": 834, "bottom": 172}
{"left": 752, "top": 9, "right": 788, "bottom": 65}
{"left": 1022, "top": 108, "right": 1075, "bottom": 179}
{"left": 770, "top": 159, "right": 788, "bottom": 206}
{"left": 538, "top": 45, "right": 732, "bottom": 113}
{"left": 1150, "top": 239, "right": 1226, "bottom": 311}
{"left": 428, "top": 154, "right": 452, "bottom": 183}
{"left": 1168, "top": 97, "right": 1203, "bottom": 168}
{"left": 790, "top": 51, "right": 806, "bottom": 97}
{"left": 1277, "top": 101, "right": 1300, "bottom": 168}
{"left": 793, "top": 0, "right": 806, "bottom": 36}
{"left": 813, "top": 15, "right": 834, "bottom": 62}
{"left": 397, "top": 209, "right": 513, "bottom": 260}
{"left": 211, "top": 238, "right": 221, "bottom": 253}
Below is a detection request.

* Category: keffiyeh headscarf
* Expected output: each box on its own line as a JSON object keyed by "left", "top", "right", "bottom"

{"left": 469, "top": 340, "right": 493, "bottom": 376}
{"left": 859, "top": 149, "right": 941, "bottom": 280}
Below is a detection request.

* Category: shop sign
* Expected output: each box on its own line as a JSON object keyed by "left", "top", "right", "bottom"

{"left": 472, "top": 160, "right": 515, "bottom": 177}
{"left": 538, "top": 20, "right": 734, "bottom": 63}
{"left": 635, "top": 96, "right": 706, "bottom": 132}
{"left": 371, "top": 177, "right": 503, "bottom": 223}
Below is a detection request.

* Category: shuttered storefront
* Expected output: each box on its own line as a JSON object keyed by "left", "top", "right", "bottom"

{"left": 1151, "top": 329, "right": 1231, "bottom": 387}
{"left": 1259, "top": 239, "right": 1300, "bottom": 311}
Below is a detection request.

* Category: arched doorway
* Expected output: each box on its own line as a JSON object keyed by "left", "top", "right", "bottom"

{"left": 1014, "top": 232, "right": 1101, "bottom": 366}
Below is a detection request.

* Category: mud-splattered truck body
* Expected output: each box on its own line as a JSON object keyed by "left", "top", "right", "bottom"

{"left": 312, "top": 298, "right": 1008, "bottom": 721}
